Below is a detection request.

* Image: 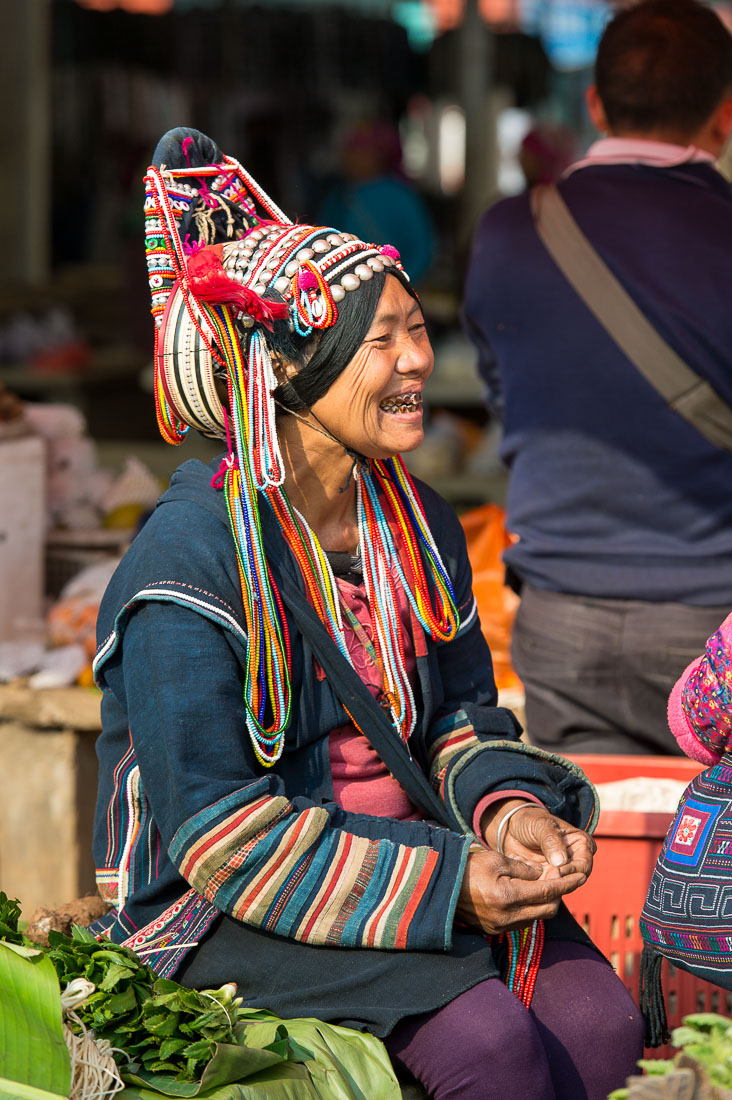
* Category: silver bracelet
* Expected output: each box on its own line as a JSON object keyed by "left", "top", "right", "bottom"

{"left": 494, "top": 803, "right": 534, "bottom": 856}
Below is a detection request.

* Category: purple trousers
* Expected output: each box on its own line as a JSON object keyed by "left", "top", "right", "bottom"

{"left": 383, "top": 941, "right": 644, "bottom": 1100}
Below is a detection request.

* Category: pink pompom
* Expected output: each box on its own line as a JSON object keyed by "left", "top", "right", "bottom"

{"left": 380, "top": 244, "right": 401, "bottom": 261}
{"left": 297, "top": 269, "right": 319, "bottom": 292}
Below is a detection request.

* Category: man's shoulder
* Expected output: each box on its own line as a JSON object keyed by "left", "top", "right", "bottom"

{"left": 476, "top": 191, "right": 533, "bottom": 235}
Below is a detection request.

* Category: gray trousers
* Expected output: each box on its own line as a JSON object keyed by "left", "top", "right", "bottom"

{"left": 510, "top": 584, "right": 729, "bottom": 756}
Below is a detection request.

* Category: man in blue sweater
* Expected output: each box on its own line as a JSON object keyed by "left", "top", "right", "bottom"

{"left": 463, "top": 0, "right": 732, "bottom": 755}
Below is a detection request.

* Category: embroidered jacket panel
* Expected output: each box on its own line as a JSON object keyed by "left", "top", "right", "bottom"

{"left": 93, "top": 457, "right": 597, "bottom": 973}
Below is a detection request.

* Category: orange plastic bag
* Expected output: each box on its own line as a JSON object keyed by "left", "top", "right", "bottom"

{"left": 459, "top": 503, "right": 522, "bottom": 691}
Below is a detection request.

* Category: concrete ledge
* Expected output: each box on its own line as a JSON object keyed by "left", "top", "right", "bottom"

{"left": 0, "top": 682, "right": 101, "bottom": 915}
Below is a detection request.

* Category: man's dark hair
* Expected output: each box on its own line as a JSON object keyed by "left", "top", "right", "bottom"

{"left": 595, "top": 0, "right": 732, "bottom": 136}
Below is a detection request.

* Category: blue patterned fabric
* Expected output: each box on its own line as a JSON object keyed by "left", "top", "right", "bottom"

{"left": 641, "top": 758, "right": 732, "bottom": 988}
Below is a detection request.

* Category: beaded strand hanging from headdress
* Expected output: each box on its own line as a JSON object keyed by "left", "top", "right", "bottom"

{"left": 144, "top": 128, "right": 459, "bottom": 766}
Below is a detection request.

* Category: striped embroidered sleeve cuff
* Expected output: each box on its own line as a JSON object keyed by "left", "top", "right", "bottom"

{"left": 168, "top": 778, "right": 471, "bottom": 951}
{"left": 426, "top": 710, "right": 599, "bottom": 836}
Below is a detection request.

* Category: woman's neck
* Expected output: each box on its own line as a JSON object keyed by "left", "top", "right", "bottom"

{"left": 277, "top": 414, "right": 361, "bottom": 553}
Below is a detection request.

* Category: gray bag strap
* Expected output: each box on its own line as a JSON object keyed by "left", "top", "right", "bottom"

{"left": 531, "top": 182, "right": 732, "bottom": 454}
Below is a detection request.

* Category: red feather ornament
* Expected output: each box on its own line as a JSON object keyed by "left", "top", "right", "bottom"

{"left": 187, "top": 245, "right": 288, "bottom": 331}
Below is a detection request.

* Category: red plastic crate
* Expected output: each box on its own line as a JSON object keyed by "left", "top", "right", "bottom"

{"left": 564, "top": 755, "right": 732, "bottom": 1055}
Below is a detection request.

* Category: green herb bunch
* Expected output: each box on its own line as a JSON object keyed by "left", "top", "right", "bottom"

{"left": 47, "top": 926, "right": 238, "bottom": 1081}
{"left": 0, "top": 891, "right": 23, "bottom": 945}
{"left": 609, "top": 1013, "right": 732, "bottom": 1098}
{"left": 0, "top": 893, "right": 403, "bottom": 1099}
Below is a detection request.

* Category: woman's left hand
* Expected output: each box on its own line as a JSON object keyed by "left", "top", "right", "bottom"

{"left": 484, "top": 801, "right": 596, "bottom": 881}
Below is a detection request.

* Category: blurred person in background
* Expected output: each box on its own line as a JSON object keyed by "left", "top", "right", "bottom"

{"left": 317, "top": 119, "right": 436, "bottom": 285}
{"left": 518, "top": 123, "right": 577, "bottom": 188}
{"left": 463, "top": 0, "right": 732, "bottom": 756}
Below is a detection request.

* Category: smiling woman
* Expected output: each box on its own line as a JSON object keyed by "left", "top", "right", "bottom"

{"left": 89, "top": 128, "right": 644, "bottom": 1100}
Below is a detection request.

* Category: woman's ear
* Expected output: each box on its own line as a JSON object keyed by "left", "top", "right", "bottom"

{"left": 270, "top": 351, "right": 299, "bottom": 384}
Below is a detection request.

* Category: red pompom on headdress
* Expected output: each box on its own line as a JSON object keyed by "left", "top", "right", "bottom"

{"left": 187, "top": 245, "right": 289, "bottom": 331}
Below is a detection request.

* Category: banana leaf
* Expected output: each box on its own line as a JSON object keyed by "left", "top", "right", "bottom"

{"left": 122, "top": 1033, "right": 290, "bottom": 1096}
{"left": 236, "top": 1010, "right": 402, "bottom": 1100}
{"left": 0, "top": 942, "right": 71, "bottom": 1100}
{"left": 120, "top": 1061, "right": 318, "bottom": 1099}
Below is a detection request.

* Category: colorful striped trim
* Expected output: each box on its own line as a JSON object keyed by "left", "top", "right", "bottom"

{"left": 169, "top": 780, "right": 447, "bottom": 949}
{"left": 96, "top": 741, "right": 154, "bottom": 912}
{"left": 427, "top": 710, "right": 483, "bottom": 798}
{"left": 120, "top": 888, "right": 220, "bottom": 978}
{"left": 96, "top": 871, "right": 119, "bottom": 906}
{"left": 641, "top": 919, "right": 732, "bottom": 966}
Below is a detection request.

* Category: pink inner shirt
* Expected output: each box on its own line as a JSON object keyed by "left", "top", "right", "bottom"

{"left": 329, "top": 575, "right": 538, "bottom": 838}
{"left": 329, "top": 576, "right": 423, "bottom": 821}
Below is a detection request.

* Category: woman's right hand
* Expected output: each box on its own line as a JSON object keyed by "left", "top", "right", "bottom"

{"left": 455, "top": 848, "right": 588, "bottom": 935}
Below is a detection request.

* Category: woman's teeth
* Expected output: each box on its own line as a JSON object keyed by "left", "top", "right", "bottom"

{"left": 379, "top": 393, "right": 423, "bottom": 414}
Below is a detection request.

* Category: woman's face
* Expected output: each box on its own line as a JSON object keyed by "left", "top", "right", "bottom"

{"left": 309, "top": 277, "right": 433, "bottom": 460}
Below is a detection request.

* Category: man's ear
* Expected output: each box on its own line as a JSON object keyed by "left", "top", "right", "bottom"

{"left": 585, "top": 84, "right": 609, "bottom": 134}
{"left": 693, "top": 94, "right": 732, "bottom": 158}
{"left": 712, "top": 96, "right": 732, "bottom": 148}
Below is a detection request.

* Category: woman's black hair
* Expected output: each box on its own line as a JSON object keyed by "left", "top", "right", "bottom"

{"left": 275, "top": 269, "right": 418, "bottom": 410}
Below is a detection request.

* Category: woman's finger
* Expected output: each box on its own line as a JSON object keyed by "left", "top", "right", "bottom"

{"left": 561, "top": 831, "right": 596, "bottom": 875}
{"left": 489, "top": 869, "right": 588, "bottom": 930}
{"left": 499, "top": 854, "right": 543, "bottom": 880}
{"left": 510, "top": 809, "right": 571, "bottom": 867}
{"left": 501, "top": 868, "right": 587, "bottom": 908}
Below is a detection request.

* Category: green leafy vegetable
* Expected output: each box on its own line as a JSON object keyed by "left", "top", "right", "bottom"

{"left": 46, "top": 931, "right": 245, "bottom": 1082}
{"left": 0, "top": 901, "right": 402, "bottom": 1098}
{"left": 0, "top": 891, "right": 24, "bottom": 946}
{"left": 608, "top": 1012, "right": 732, "bottom": 1098}
{"left": 236, "top": 1007, "right": 403, "bottom": 1100}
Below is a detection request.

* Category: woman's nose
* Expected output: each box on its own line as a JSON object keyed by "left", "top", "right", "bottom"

{"left": 396, "top": 336, "right": 433, "bottom": 377}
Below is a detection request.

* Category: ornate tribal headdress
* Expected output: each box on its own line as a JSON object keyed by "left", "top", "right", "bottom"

{"left": 145, "top": 128, "right": 458, "bottom": 766}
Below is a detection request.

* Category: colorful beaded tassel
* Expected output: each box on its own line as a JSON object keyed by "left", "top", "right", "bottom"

{"left": 208, "top": 306, "right": 292, "bottom": 765}
{"left": 502, "top": 920, "right": 545, "bottom": 1009}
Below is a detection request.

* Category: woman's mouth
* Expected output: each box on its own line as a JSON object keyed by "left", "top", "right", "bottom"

{"left": 379, "top": 392, "right": 423, "bottom": 415}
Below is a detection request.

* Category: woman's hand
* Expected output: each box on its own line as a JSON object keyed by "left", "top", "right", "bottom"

{"left": 481, "top": 799, "right": 596, "bottom": 880}
{"left": 501, "top": 805, "right": 596, "bottom": 880}
{"left": 455, "top": 847, "right": 588, "bottom": 935}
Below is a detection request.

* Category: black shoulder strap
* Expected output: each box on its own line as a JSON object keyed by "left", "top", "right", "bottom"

{"left": 531, "top": 183, "right": 732, "bottom": 454}
{"left": 276, "top": 570, "right": 456, "bottom": 830}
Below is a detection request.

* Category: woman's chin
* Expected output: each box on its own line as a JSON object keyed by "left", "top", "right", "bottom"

{"left": 365, "top": 428, "right": 423, "bottom": 461}
{"left": 372, "top": 412, "right": 425, "bottom": 457}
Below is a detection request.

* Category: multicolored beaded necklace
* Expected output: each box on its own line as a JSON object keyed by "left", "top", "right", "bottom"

{"left": 199, "top": 303, "right": 459, "bottom": 766}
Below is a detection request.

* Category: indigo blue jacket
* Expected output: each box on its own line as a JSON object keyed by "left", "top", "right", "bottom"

{"left": 92, "top": 457, "right": 597, "bottom": 981}
{"left": 464, "top": 162, "right": 732, "bottom": 606}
